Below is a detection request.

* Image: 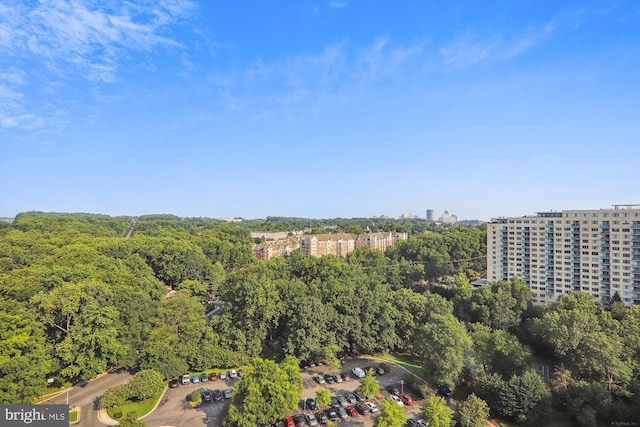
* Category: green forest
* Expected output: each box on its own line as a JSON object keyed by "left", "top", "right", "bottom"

{"left": 1, "top": 212, "right": 638, "bottom": 426}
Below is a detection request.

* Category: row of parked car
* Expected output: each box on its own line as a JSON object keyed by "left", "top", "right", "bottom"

{"left": 200, "top": 388, "right": 233, "bottom": 403}
{"left": 312, "top": 366, "right": 385, "bottom": 386}
{"left": 169, "top": 369, "right": 244, "bottom": 387}
{"left": 283, "top": 400, "right": 379, "bottom": 427}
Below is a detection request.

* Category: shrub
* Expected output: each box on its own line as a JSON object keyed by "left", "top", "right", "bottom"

{"left": 403, "top": 375, "right": 433, "bottom": 399}
{"left": 189, "top": 390, "right": 201, "bottom": 407}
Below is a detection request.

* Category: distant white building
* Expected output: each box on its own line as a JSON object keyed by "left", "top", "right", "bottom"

{"left": 439, "top": 211, "right": 457, "bottom": 223}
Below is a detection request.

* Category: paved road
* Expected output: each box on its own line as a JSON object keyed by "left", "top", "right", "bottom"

{"left": 40, "top": 370, "right": 133, "bottom": 427}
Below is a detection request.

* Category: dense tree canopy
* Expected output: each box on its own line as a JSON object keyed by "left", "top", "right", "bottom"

{"left": 1, "top": 211, "right": 637, "bottom": 426}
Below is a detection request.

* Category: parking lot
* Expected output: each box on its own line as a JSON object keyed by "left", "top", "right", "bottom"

{"left": 143, "top": 357, "right": 425, "bottom": 427}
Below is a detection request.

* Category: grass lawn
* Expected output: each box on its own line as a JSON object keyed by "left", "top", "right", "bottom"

{"left": 69, "top": 411, "right": 78, "bottom": 423}
{"left": 106, "top": 389, "right": 164, "bottom": 420}
{"left": 374, "top": 353, "right": 427, "bottom": 379}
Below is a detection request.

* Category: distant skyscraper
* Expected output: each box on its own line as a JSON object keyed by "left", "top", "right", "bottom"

{"left": 426, "top": 209, "right": 435, "bottom": 222}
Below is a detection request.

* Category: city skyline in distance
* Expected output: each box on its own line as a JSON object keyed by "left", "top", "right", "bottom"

{"left": 1, "top": 1, "right": 638, "bottom": 221}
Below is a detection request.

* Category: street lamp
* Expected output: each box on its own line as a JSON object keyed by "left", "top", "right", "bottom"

{"left": 400, "top": 380, "right": 404, "bottom": 395}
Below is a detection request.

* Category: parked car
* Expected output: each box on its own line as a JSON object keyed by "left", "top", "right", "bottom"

{"left": 334, "top": 374, "right": 343, "bottom": 383}
{"left": 417, "top": 420, "right": 429, "bottom": 427}
{"left": 375, "top": 366, "right": 385, "bottom": 375}
{"left": 345, "top": 392, "right": 357, "bottom": 403}
{"left": 352, "top": 367, "right": 365, "bottom": 378}
{"left": 355, "top": 402, "right": 370, "bottom": 415}
{"left": 293, "top": 414, "right": 306, "bottom": 427}
{"left": 330, "top": 396, "right": 340, "bottom": 407}
{"left": 399, "top": 394, "right": 414, "bottom": 406}
{"left": 387, "top": 384, "right": 400, "bottom": 395}
{"left": 238, "top": 369, "right": 245, "bottom": 377}
{"left": 209, "top": 372, "right": 218, "bottom": 381}
{"left": 338, "top": 395, "right": 349, "bottom": 407}
{"left": 200, "top": 373, "right": 209, "bottom": 383}
{"left": 313, "top": 376, "right": 326, "bottom": 384}
{"left": 365, "top": 402, "right": 379, "bottom": 413}
{"left": 213, "top": 390, "right": 223, "bottom": 401}
{"left": 336, "top": 407, "right": 348, "bottom": 420}
{"left": 315, "top": 412, "right": 328, "bottom": 424}
{"left": 219, "top": 371, "right": 228, "bottom": 380}
{"left": 285, "top": 417, "right": 295, "bottom": 427}
{"left": 169, "top": 379, "right": 180, "bottom": 388}
{"left": 305, "top": 413, "right": 318, "bottom": 426}
{"left": 306, "top": 398, "right": 318, "bottom": 411}
{"left": 437, "top": 385, "right": 452, "bottom": 398}
{"left": 345, "top": 406, "right": 358, "bottom": 417}
{"left": 324, "top": 374, "right": 336, "bottom": 384}
{"left": 389, "top": 395, "right": 404, "bottom": 407}
{"left": 324, "top": 408, "right": 339, "bottom": 422}
{"left": 202, "top": 391, "right": 212, "bottom": 402}
{"left": 300, "top": 360, "right": 311, "bottom": 369}
{"left": 224, "top": 388, "right": 232, "bottom": 399}
{"left": 181, "top": 373, "right": 190, "bottom": 385}
{"left": 340, "top": 373, "right": 351, "bottom": 382}
{"left": 406, "top": 419, "right": 419, "bottom": 427}
{"left": 354, "top": 390, "right": 366, "bottom": 402}
{"left": 229, "top": 369, "right": 238, "bottom": 379}
{"left": 191, "top": 375, "right": 200, "bottom": 384}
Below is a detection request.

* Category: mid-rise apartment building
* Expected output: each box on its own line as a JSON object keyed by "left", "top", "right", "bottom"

{"left": 252, "top": 231, "right": 408, "bottom": 260}
{"left": 253, "top": 237, "right": 301, "bottom": 260}
{"left": 487, "top": 205, "right": 640, "bottom": 307}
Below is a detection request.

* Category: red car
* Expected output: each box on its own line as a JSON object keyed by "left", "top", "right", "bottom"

{"left": 345, "top": 406, "right": 358, "bottom": 417}
{"left": 285, "top": 417, "right": 295, "bottom": 427}
{"left": 399, "top": 394, "right": 414, "bottom": 406}
{"left": 209, "top": 372, "right": 218, "bottom": 381}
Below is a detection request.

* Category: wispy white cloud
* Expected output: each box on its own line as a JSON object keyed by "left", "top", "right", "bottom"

{"left": 357, "top": 35, "right": 425, "bottom": 81}
{"left": 329, "top": 2, "right": 347, "bottom": 9}
{"left": 0, "top": 0, "right": 199, "bottom": 131}
{"left": 2, "top": 0, "right": 194, "bottom": 82}
{"left": 438, "top": 20, "right": 556, "bottom": 71}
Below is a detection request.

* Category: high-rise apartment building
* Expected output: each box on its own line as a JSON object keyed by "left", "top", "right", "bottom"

{"left": 487, "top": 205, "right": 640, "bottom": 307}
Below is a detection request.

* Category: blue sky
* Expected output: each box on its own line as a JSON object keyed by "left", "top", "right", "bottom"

{"left": 1, "top": 0, "right": 639, "bottom": 221}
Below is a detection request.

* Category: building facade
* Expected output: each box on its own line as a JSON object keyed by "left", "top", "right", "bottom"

{"left": 253, "top": 237, "right": 301, "bottom": 260}
{"left": 487, "top": 205, "right": 640, "bottom": 307}
{"left": 253, "top": 231, "right": 409, "bottom": 260}
{"left": 439, "top": 211, "right": 457, "bottom": 223}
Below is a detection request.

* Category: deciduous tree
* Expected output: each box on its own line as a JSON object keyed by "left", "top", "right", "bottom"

{"left": 374, "top": 398, "right": 406, "bottom": 427}
{"left": 226, "top": 357, "right": 303, "bottom": 427}
{"left": 456, "top": 394, "right": 489, "bottom": 427}
{"left": 421, "top": 396, "right": 453, "bottom": 427}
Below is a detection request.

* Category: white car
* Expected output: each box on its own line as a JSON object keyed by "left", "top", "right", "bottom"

{"left": 229, "top": 369, "right": 238, "bottom": 379}
{"left": 365, "top": 402, "right": 378, "bottom": 413}
{"left": 389, "top": 395, "right": 404, "bottom": 407}
{"left": 352, "top": 367, "right": 365, "bottom": 379}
